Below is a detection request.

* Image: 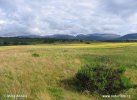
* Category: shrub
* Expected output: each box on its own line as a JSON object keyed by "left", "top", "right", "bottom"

{"left": 32, "top": 53, "right": 40, "bottom": 57}
{"left": 76, "top": 65, "right": 133, "bottom": 95}
{"left": 85, "top": 41, "right": 90, "bottom": 44}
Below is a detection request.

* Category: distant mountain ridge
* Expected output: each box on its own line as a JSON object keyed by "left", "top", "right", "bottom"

{"left": 45, "top": 34, "right": 75, "bottom": 39}
{"left": 45, "top": 33, "right": 137, "bottom": 40}
{"left": 1, "top": 33, "right": 137, "bottom": 41}
{"left": 76, "top": 34, "right": 120, "bottom": 40}
{"left": 45, "top": 33, "right": 121, "bottom": 40}
{"left": 119, "top": 33, "right": 137, "bottom": 40}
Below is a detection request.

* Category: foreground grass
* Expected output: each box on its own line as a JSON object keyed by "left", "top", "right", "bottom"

{"left": 0, "top": 42, "right": 137, "bottom": 100}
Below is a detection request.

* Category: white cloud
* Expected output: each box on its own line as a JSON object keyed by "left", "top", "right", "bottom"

{"left": 0, "top": 0, "right": 137, "bottom": 36}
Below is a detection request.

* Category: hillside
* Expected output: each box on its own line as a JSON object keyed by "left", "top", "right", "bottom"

{"left": 43, "top": 33, "right": 121, "bottom": 40}
{"left": 76, "top": 33, "right": 120, "bottom": 40}
{"left": 120, "top": 33, "right": 137, "bottom": 40}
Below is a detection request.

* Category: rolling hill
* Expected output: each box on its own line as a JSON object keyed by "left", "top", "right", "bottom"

{"left": 76, "top": 33, "right": 120, "bottom": 40}
{"left": 119, "top": 33, "right": 137, "bottom": 40}
{"left": 45, "top": 33, "right": 121, "bottom": 40}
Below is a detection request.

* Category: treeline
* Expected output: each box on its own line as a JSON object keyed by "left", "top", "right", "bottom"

{"left": 0, "top": 37, "right": 137, "bottom": 46}
{"left": 104, "top": 39, "right": 137, "bottom": 42}
{"left": 0, "top": 37, "right": 81, "bottom": 46}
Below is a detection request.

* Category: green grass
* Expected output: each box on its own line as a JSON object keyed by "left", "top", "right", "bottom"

{"left": 47, "top": 87, "right": 64, "bottom": 100}
{"left": 0, "top": 42, "right": 137, "bottom": 100}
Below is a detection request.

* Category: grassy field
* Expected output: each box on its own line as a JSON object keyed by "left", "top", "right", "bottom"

{"left": 0, "top": 42, "right": 137, "bottom": 100}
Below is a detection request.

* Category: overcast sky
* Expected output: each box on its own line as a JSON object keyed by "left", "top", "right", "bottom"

{"left": 0, "top": 0, "right": 137, "bottom": 36}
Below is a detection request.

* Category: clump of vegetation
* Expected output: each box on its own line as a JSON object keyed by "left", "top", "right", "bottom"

{"left": 76, "top": 65, "right": 133, "bottom": 95}
{"left": 47, "top": 87, "right": 64, "bottom": 100}
{"left": 32, "top": 53, "right": 40, "bottom": 57}
{"left": 85, "top": 41, "right": 90, "bottom": 44}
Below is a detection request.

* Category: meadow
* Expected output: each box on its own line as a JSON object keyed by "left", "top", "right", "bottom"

{"left": 0, "top": 42, "right": 137, "bottom": 100}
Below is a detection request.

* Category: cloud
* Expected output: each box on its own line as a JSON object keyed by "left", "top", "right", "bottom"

{"left": 102, "top": 0, "right": 137, "bottom": 16}
{"left": 0, "top": 0, "right": 137, "bottom": 36}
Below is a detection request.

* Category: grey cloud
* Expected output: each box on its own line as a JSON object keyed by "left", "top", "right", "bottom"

{"left": 102, "top": 0, "right": 137, "bottom": 16}
{"left": 0, "top": 0, "right": 137, "bottom": 36}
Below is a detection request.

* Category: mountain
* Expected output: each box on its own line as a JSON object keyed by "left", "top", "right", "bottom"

{"left": 43, "top": 33, "right": 120, "bottom": 40}
{"left": 1, "top": 33, "right": 43, "bottom": 38}
{"left": 119, "top": 33, "right": 137, "bottom": 40}
{"left": 76, "top": 33, "right": 120, "bottom": 40}
{"left": 0, "top": 33, "right": 122, "bottom": 40}
{"left": 45, "top": 34, "right": 75, "bottom": 39}
{"left": 17, "top": 34, "right": 43, "bottom": 38}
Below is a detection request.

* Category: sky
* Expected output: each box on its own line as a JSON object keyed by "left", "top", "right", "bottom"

{"left": 0, "top": 0, "right": 137, "bottom": 36}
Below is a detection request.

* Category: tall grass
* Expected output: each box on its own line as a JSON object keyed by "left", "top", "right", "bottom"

{"left": 0, "top": 43, "right": 137, "bottom": 99}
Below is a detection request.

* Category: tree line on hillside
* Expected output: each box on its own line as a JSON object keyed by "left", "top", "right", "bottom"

{"left": 0, "top": 37, "right": 137, "bottom": 46}
{"left": 0, "top": 37, "right": 81, "bottom": 46}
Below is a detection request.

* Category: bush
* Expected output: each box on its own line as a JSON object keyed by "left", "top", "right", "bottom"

{"left": 76, "top": 65, "right": 133, "bottom": 95}
{"left": 85, "top": 41, "right": 90, "bottom": 44}
{"left": 32, "top": 53, "right": 40, "bottom": 57}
